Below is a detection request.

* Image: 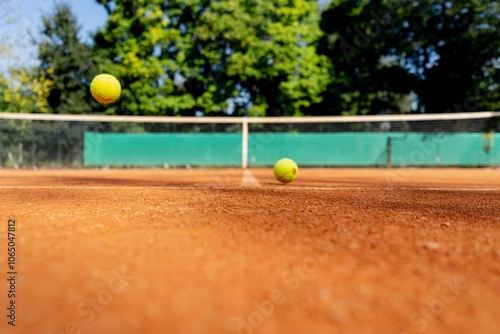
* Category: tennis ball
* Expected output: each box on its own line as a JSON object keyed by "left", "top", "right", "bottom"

{"left": 90, "top": 74, "right": 121, "bottom": 104}
{"left": 273, "top": 158, "right": 298, "bottom": 183}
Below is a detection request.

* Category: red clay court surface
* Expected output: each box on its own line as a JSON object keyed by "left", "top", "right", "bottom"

{"left": 1, "top": 168, "right": 500, "bottom": 334}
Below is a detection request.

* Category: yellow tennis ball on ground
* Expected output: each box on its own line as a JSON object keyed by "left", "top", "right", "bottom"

{"left": 90, "top": 74, "right": 121, "bottom": 104}
{"left": 273, "top": 158, "right": 299, "bottom": 183}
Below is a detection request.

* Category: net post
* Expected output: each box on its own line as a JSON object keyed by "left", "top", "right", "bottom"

{"left": 242, "top": 119, "right": 249, "bottom": 169}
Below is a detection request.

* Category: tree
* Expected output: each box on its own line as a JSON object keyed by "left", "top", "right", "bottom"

{"left": 37, "top": 3, "right": 98, "bottom": 114}
{"left": 93, "top": 0, "right": 330, "bottom": 116}
{"left": 318, "top": 0, "right": 500, "bottom": 115}
{"left": 394, "top": 0, "right": 500, "bottom": 113}
{"left": 93, "top": 0, "right": 192, "bottom": 116}
{"left": 164, "top": 0, "right": 331, "bottom": 116}
{"left": 318, "top": 0, "right": 415, "bottom": 115}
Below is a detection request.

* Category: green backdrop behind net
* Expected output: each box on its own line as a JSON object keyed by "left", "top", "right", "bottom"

{"left": 83, "top": 132, "right": 499, "bottom": 167}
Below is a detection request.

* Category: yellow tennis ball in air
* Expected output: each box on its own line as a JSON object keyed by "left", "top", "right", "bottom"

{"left": 90, "top": 74, "right": 121, "bottom": 104}
{"left": 273, "top": 158, "right": 299, "bottom": 183}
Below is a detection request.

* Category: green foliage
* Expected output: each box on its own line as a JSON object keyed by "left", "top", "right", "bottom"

{"left": 93, "top": 0, "right": 193, "bottom": 116}
{"left": 0, "top": 68, "right": 53, "bottom": 113}
{"left": 393, "top": 0, "right": 500, "bottom": 113}
{"left": 94, "top": 0, "right": 330, "bottom": 116}
{"left": 37, "top": 3, "right": 98, "bottom": 114}
{"left": 319, "top": 0, "right": 500, "bottom": 115}
{"left": 171, "top": 0, "right": 330, "bottom": 116}
{"left": 318, "top": 0, "right": 416, "bottom": 115}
